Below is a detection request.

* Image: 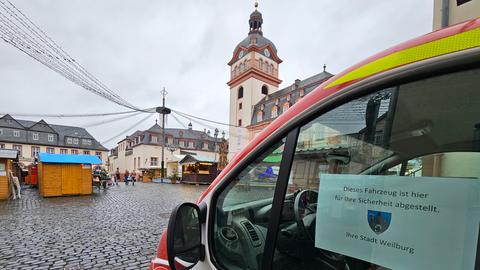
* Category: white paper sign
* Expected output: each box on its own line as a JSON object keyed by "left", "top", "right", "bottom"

{"left": 315, "top": 174, "right": 480, "bottom": 270}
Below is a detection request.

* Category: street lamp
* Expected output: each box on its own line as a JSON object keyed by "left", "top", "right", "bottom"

{"left": 156, "top": 88, "right": 171, "bottom": 181}
{"left": 214, "top": 128, "right": 219, "bottom": 162}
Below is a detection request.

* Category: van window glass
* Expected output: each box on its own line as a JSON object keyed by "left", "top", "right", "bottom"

{"left": 213, "top": 138, "right": 286, "bottom": 270}
{"left": 272, "top": 68, "right": 480, "bottom": 270}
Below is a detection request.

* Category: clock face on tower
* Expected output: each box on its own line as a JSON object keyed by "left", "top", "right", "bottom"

{"left": 263, "top": 48, "right": 270, "bottom": 57}
{"left": 238, "top": 50, "right": 244, "bottom": 59}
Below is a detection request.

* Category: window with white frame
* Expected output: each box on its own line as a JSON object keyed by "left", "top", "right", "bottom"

{"left": 82, "top": 139, "right": 92, "bottom": 145}
{"left": 83, "top": 150, "right": 90, "bottom": 155}
{"left": 48, "top": 134, "right": 54, "bottom": 142}
{"left": 13, "top": 130, "right": 20, "bottom": 137}
{"left": 282, "top": 102, "right": 290, "bottom": 113}
{"left": 73, "top": 138, "right": 79, "bottom": 144}
{"left": 189, "top": 141, "right": 194, "bottom": 148}
{"left": 60, "top": 149, "right": 68, "bottom": 154}
{"left": 71, "top": 149, "right": 78, "bottom": 155}
{"left": 66, "top": 137, "right": 73, "bottom": 144}
{"left": 46, "top": 147, "right": 55, "bottom": 154}
{"left": 32, "top": 133, "right": 39, "bottom": 140}
{"left": 31, "top": 146, "right": 40, "bottom": 157}
{"left": 150, "top": 157, "right": 158, "bottom": 166}
{"left": 151, "top": 135, "right": 158, "bottom": 143}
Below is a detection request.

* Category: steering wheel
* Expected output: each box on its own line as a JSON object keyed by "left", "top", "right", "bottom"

{"left": 294, "top": 190, "right": 346, "bottom": 264}
{"left": 293, "top": 189, "right": 318, "bottom": 241}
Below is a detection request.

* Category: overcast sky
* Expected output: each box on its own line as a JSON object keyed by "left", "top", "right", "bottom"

{"left": 0, "top": 0, "right": 433, "bottom": 149}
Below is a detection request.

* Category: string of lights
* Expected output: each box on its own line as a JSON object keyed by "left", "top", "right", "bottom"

{"left": 0, "top": 0, "right": 146, "bottom": 111}
{"left": 101, "top": 114, "right": 153, "bottom": 145}
{"left": 3, "top": 108, "right": 155, "bottom": 118}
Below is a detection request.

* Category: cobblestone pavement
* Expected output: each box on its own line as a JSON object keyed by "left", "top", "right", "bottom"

{"left": 0, "top": 183, "right": 206, "bottom": 269}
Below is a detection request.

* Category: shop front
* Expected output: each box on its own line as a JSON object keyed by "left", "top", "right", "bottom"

{"left": 0, "top": 149, "right": 20, "bottom": 200}
{"left": 179, "top": 155, "right": 218, "bottom": 185}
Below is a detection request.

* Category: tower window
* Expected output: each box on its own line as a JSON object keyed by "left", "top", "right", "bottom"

{"left": 238, "top": 119, "right": 242, "bottom": 126}
{"left": 239, "top": 103, "right": 242, "bottom": 110}
{"left": 238, "top": 87, "right": 244, "bottom": 99}
{"left": 261, "top": 85, "right": 268, "bottom": 95}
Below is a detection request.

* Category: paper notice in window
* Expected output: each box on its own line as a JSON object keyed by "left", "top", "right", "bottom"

{"left": 315, "top": 174, "right": 480, "bottom": 270}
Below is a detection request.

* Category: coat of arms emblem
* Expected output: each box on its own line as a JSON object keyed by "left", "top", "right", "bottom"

{"left": 367, "top": 210, "right": 392, "bottom": 234}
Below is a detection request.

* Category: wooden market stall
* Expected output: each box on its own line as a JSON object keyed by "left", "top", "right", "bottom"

{"left": 179, "top": 155, "right": 218, "bottom": 185}
{"left": 38, "top": 153, "right": 102, "bottom": 197}
{"left": 0, "top": 149, "right": 19, "bottom": 200}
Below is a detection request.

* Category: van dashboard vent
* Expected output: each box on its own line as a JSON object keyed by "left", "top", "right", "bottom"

{"left": 241, "top": 220, "right": 261, "bottom": 247}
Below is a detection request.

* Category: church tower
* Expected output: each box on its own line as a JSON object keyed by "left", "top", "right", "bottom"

{"left": 227, "top": 2, "right": 282, "bottom": 159}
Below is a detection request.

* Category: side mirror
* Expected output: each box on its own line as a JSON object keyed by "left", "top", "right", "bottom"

{"left": 167, "top": 202, "right": 203, "bottom": 270}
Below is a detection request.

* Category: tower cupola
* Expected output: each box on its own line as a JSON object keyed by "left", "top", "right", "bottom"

{"left": 249, "top": 2, "right": 263, "bottom": 35}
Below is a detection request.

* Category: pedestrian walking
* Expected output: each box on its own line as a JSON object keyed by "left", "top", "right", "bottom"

{"left": 131, "top": 170, "right": 136, "bottom": 186}
{"left": 115, "top": 168, "right": 120, "bottom": 186}
{"left": 124, "top": 170, "right": 130, "bottom": 185}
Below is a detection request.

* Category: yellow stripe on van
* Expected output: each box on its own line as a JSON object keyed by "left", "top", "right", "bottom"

{"left": 324, "top": 27, "right": 480, "bottom": 89}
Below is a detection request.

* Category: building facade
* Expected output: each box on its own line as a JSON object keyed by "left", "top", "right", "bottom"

{"left": 433, "top": 0, "right": 480, "bottom": 30}
{"left": 227, "top": 4, "right": 334, "bottom": 159}
{"left": 0, "top": 114, "right": 108, "bottom": 165}
{"left": 108, "top": 122, "right": 222, "bottom": 178}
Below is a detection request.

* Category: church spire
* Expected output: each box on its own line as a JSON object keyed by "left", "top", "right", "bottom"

{"left": 249, "top": 1, "right": 263, "bottom": 35}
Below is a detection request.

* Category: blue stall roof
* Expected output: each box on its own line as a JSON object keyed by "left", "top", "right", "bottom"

{"left": 39, "top": 153, "right": 102, "bottom": 164}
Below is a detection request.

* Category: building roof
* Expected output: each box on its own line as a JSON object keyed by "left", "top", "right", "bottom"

{"left": 0, "top": 149, "right": 18, "bottom": 159}
{"left": 179, "top": 154, "right": 216, "bottom": 164}
{"left": 39, "top": 153, "right": 102, "bottom": 164}
{"left": 251, "top": 71, "right": 334, "bottom": 125}
{"left": 237, "top": 33, "right": 277, "bottom": 52}
{"left": 126, "top": 123, "right": 218, "bottom": 145}
{"left": 0, "top": 115, "right": 107, "bottom": 151}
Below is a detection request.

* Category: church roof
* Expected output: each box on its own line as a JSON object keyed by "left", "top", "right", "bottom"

{"left": 237, "top": 33, "right": 277, "bottom": 53}
{"left": 251, "top": 71, "right": 334, "bottom": 125}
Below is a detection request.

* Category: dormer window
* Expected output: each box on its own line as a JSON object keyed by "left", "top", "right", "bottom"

{"left": 271, "top": 106, "right": 278, "bottom": 118}
{"left": 82, "top": 139, "right": 92, "bottom": 145}
{"left": 67, "top": 137, "right": 73, "bottom": 144}
{"left": 73, "top": 138, "right": 79, "bottom": 144}
{"left": 48, "top": 134, "right": 54, "bottom": 142}
{"left": 257, "top": 111, "right": 263, "bottom": 122}
{"left": 32, "top": 133, "right": 39, "bottom": 140}
{"left": 283, "top": 102, "right": 290, "bottom": 112}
